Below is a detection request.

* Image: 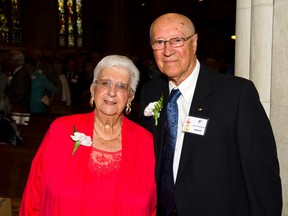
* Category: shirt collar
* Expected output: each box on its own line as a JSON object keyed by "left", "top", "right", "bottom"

{"left": 13, "top": 66, "right": 23, "bottom": 75}
{"left": 168, "top": 59, "right": 200, "bottom": 102}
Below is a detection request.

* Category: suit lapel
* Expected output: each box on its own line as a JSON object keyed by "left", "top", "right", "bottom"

{"left": 155, "top": 85, "right": 169, "bottom": 181}
{"left": 175, "top": 67, "right": 212, "bottom": 184}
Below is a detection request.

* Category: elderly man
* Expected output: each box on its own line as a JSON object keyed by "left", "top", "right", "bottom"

{"left": 140, "top": 13, "right": 282, "bottom": 216}
{"left": 5, "top": 50, "right": 31, "bottom": 112}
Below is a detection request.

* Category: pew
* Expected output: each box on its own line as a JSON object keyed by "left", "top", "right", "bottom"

{"left": 0, "top": 144, "right": 36, "bottom": 198}
{"left": 0, "top": 113, "right": 63, "bottom": 199}
{"left": 12, "top": 113, "right": 62, "bottom": 149}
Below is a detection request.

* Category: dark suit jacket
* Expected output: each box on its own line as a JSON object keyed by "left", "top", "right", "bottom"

{"left": 5, "top": 66, "right": 31, "bottom": 112}
{"left": 140, "top": 65, "right": 282, "bottom": 216}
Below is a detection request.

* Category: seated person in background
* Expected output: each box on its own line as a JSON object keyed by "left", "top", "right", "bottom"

{"left": 0, "top": 93, "right": 23, "bottom": 145}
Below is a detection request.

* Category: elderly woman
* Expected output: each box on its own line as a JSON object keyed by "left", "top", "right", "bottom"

{"left": 20, "top": 55, "right": 156, "bottom": 215}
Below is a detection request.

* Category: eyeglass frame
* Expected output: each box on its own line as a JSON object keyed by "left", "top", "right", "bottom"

{"left": 94, "top": 79, "right": 134, "bottom": 93}
{"left": 150, "top": 34, "right": 195, "bottom": 51}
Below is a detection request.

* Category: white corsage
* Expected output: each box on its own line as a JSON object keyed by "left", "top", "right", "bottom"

{"left": 71, "top": 126, "right": 93, "bottom": 155}
{"left": 144, "top": 94, "right": 163, "bottom": 126}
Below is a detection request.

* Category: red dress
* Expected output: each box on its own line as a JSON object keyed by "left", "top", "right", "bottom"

{"left": 20, "top": 112, "right": 156, "bottom": 215}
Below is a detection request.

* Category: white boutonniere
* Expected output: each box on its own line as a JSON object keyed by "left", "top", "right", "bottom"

{"left": 70, "top": 126, "right": 93, "bottom": 155}
{"left": 144, "top": 94, "right": 163, "bottom": 126}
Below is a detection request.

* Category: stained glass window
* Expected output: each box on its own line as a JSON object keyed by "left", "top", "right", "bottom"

{"left": 0, "top": 0, "right": 22, "bottom": 44}
{"left": 58, "top": 0, "right": 83, "bottom": 48}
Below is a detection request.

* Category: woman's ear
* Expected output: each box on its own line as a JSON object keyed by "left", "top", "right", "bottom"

{"left": 125, "top": 94, "right": 134, "bottom": 115}
{"left": 128, "top": 93, "right": 134, "bottom": 104}
{"left": 90, "top": 83, "right": 95, "bottom": 96}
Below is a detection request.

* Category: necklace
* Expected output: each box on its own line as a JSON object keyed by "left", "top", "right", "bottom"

{"left": 94, "top": 127, "right": 121, "bottom": 141}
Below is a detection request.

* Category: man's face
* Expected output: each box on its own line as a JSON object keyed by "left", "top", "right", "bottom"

{"left": 150, "top": 15, "right": 198, "bottom": 85}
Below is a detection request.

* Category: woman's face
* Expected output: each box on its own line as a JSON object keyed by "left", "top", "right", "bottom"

{"left": 90, "top": 67, "right": 134, "bottom": 117}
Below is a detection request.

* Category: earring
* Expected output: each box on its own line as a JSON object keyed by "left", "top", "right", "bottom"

{"left": 90, "top": 97, "right": 94, "bottom": 107}
{"left": 126, "top": 106, "right": 131, "bottom": 115}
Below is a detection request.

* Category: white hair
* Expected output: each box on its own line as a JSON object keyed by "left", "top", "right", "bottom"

{"left": 92, "top": 55, "right": 140, "bottom": 92}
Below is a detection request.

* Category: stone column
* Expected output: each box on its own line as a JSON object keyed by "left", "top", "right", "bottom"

{"left": 250, "top": 0, "right": 274, "bottom": 115}
{"left": 235, "top": 0, "right": 251, "bottom": 80}
{"left": 235, "top": 0, "right": 288, "bottom": 215}
{"left": 235, "top": 0, "right": 273, "bottom": 116}
{"left": 271, "top": 0, "right": 288, "bottom": 215}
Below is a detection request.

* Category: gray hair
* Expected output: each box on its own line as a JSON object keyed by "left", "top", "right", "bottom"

{"left": 0, "top": 93, "right": 11, "bottom": 116}
{"left": 92, "top": 55, "right": 140, "bottom": 92}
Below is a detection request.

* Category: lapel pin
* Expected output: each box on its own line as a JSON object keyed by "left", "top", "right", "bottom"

{"left": 197, "top": 108, "right": 203, "bottom": 111}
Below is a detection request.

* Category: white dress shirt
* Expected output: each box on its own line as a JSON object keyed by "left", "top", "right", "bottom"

{"left": 168, "top": 60, "right": 200, "bottom": 182}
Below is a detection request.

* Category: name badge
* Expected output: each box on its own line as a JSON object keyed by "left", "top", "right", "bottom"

{"left": 182, "top": 116, "right": 209, "bottom": 136}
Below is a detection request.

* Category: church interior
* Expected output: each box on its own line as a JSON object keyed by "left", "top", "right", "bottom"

{"left": 0, "top": 0, "right": 236, "bottom": 214}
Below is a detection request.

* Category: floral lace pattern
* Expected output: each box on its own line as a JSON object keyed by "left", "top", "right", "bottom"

{"left": 89, "top": 146, "right": 122, "bottom": 174}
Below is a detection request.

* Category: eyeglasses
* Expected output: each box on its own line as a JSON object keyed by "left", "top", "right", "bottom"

{"left": 95, "top": 79, "right": 132, "bottom": 93}
{"left": 150, "top": 34, "right": 195, "bottom": 51}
